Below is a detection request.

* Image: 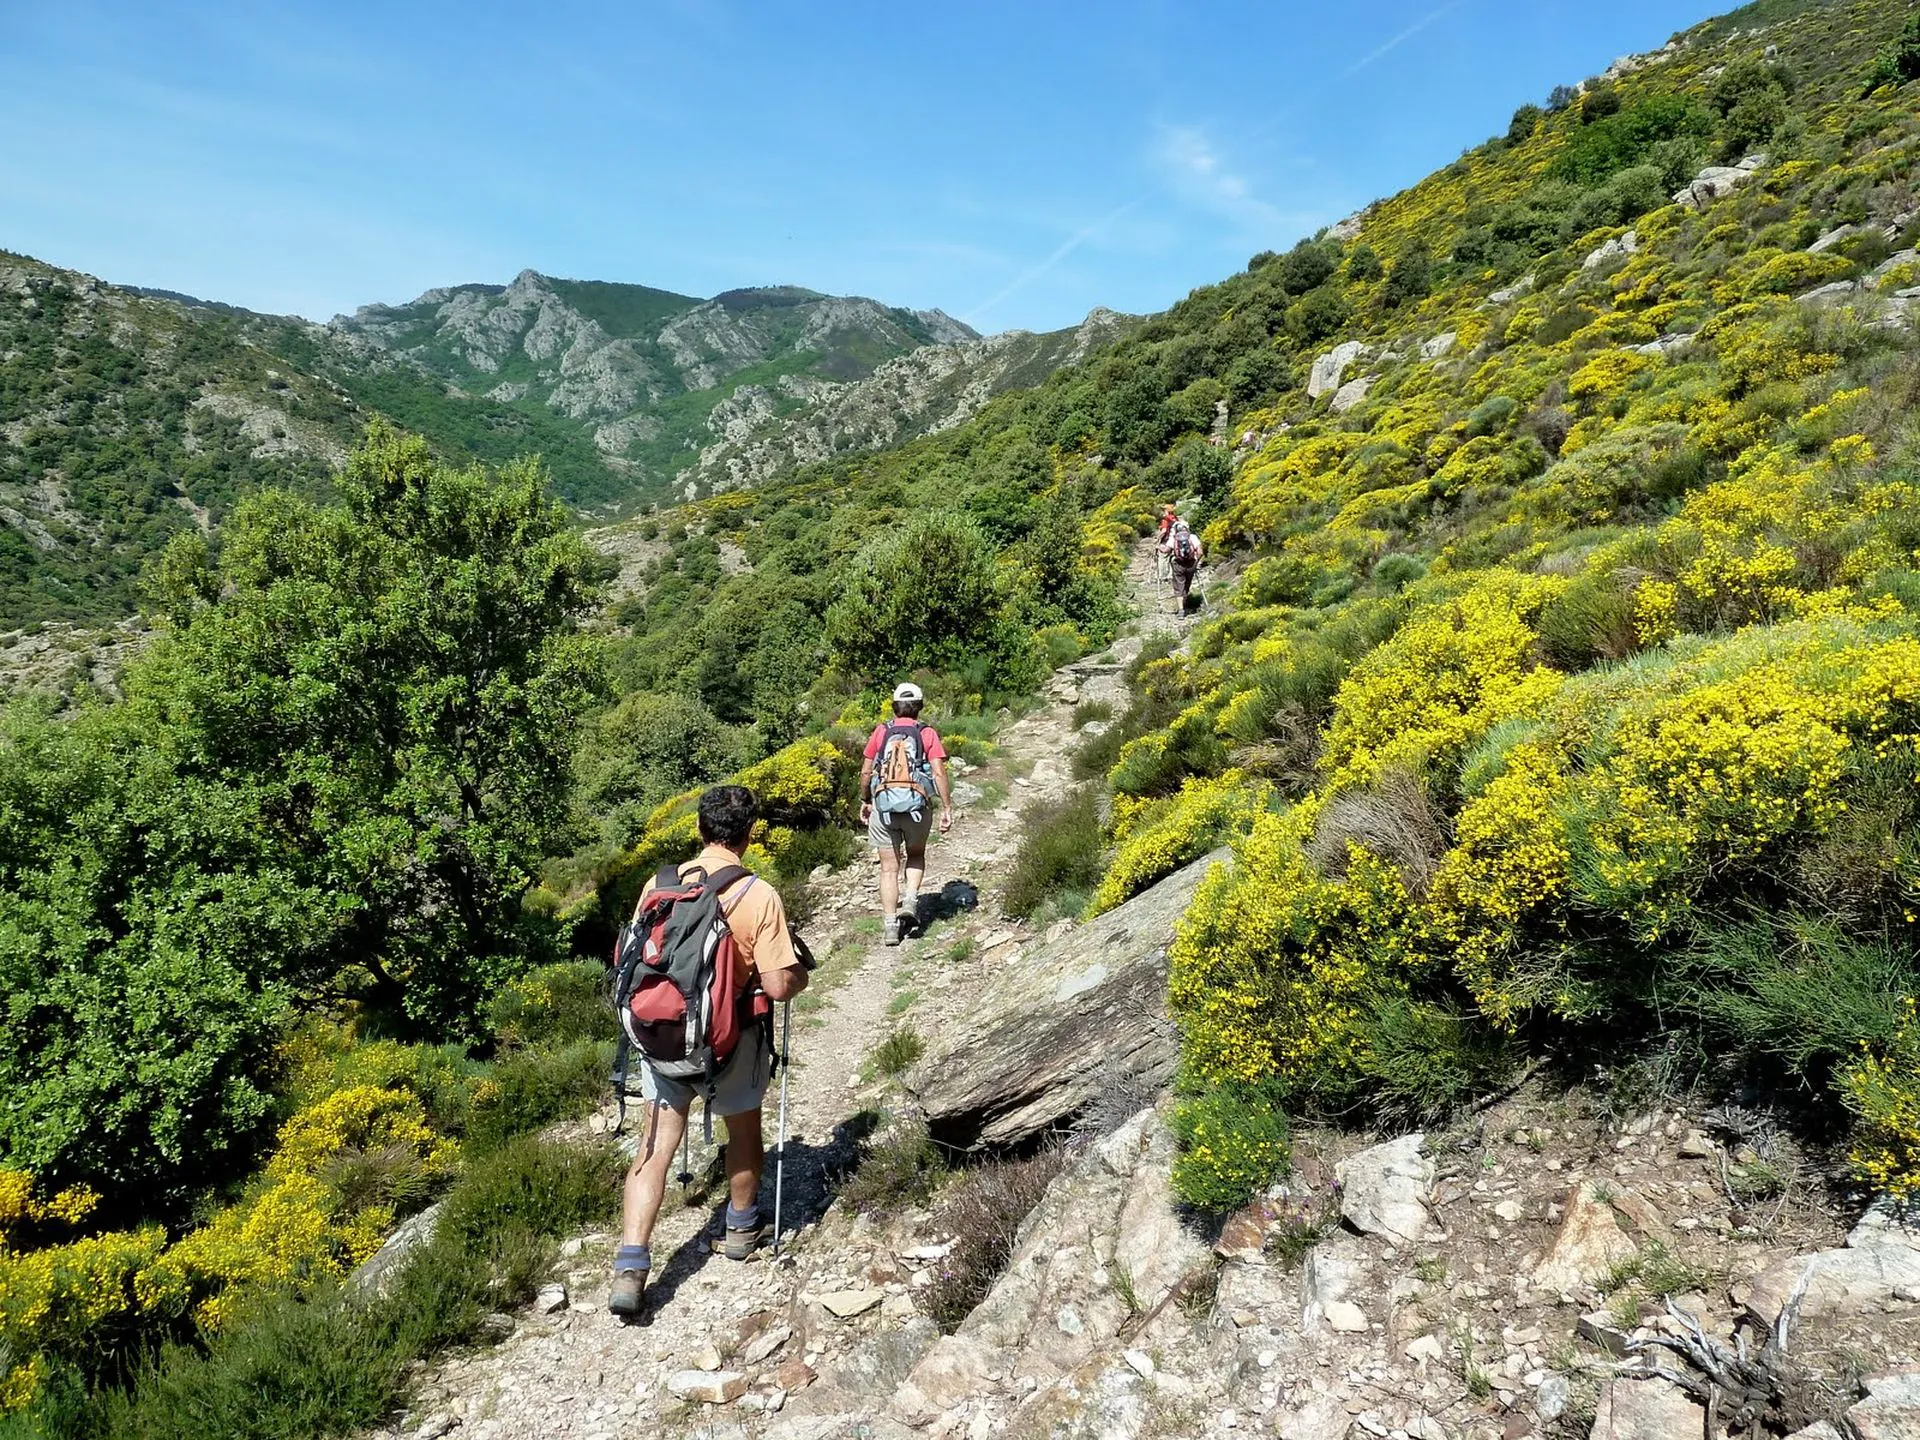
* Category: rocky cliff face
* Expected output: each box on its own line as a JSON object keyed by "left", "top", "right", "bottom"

{"left": 322, "top": 272, "right": 988, "bottom": 506}
{"left": 677, "top": 306, "right": 1136, "bottom": 496}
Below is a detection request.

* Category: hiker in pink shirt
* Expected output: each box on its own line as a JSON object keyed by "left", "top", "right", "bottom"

{"left": 857, "top": 682, "right": 954, "bottom": 945}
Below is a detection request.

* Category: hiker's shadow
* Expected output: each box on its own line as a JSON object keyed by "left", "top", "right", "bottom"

{"left": 915, "top": 880, "right": 978, "bottom": 929}
{"left": 631, "top": 1110, "right": 881, "bottom": 1321}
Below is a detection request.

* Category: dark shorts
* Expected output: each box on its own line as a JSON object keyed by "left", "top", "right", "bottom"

{"left": 1171, "top": 562, "right": 1198, "bottom": 600}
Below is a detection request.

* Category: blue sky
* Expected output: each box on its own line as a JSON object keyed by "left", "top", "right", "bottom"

{"left": 1, "top": 0, "right": 1714, "bottom": 334}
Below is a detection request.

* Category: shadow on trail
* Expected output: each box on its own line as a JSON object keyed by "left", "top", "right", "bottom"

{"left": 625, "top": 1110, "right": 881, "bottom": 1324}
{"left": 914, "top": 880, "right": 978, "bottom": 930}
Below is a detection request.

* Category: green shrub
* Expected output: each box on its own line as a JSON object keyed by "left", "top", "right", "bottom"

{"left": 1002, "top": 789, "right": 1106, "bottom": 920}
{"left": 1680, "top": 915, "right": 1915, "bottom": 1078}
{"left": 45, "top": 1139, "right": 622, "bottom": 1440}
{"left": 1170, "top": 1085, "right": 1290, "bottom": 1212}
{"left": 1355, "top": 998, "right": 1518, "bottom": 1123}
{"left": 1072, "top": 699, "right": 1115, "bottom": 730}
{"left": 1465, "top": 396, "right": 1518, "bottom": 437}
{"left": 872, "top": 1025, "right": 926, "bottom": 1078}
{"left": 840, "top": 1119, "right": 946, "bottom": 1217}
{"left": 825, "top": 512, "right": 1011, "bottom": 685}
{"left": 485, "top": 962, "right": 608, "bottom": 1051}
{"left": 462, "top": 1041, "right": 611, "bottom": 1154}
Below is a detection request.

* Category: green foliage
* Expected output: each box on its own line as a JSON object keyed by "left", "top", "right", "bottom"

{"left": 40, "top": 1138, "right": 620, "bottom": 1440}
{"left": 1508, "top": 104, "right": 1545, "bottom": 143}
{"left": 574, "top": 691, "right": 751, "bottom": 848}
{"left": 922, "top": 1150, "right": 1067, "bottom": 1331}
{"left": 1551, "top": 94, "right": 1715, "bottom": 184}
{"left": 872, "top": 1025, "right": 926, "bottom": 1078}
{"left": 1355, "top": 998, "right": 1518, "bottom": 1122}
{"left": 841, "top": 1118, "right": 946, "bottom": 1217}
{"left": 0, "top": 425, "right": 603, "bottom": 1216}
{"left": 825, "top": 510, "right": 1015, "bottom": 685}
{"left": 1002, "top": 789, "right": 1106, "bottom": 920}
{"left": 1170, "top": 1084, "right": 1290, "bottom": 1212}
{"left": 1865, "top": 10, "right": 1920, "bottom": 91}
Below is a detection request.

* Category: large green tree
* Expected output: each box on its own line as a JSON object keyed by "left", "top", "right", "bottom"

{"left": 0, "top": 425, "right": 605, "bottom": 1212}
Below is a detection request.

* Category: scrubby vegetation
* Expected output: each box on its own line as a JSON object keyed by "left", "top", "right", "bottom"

{"left": 1064, "top": 0, "right": 1920, "bottom": 1211}
{"left": 8, "top": 0, "right": 1920, "bottom": 1419}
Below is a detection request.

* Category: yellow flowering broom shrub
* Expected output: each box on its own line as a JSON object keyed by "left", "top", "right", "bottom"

{"left": 1089, "top": 770, "right": 1269, "bottom": 915}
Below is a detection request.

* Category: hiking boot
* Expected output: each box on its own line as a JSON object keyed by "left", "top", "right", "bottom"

{"left": 608, "top": 1267, "right": 648, "bottom": 1318}
{"left": 721, "top": 1222, "right": 769, "bottom": 1261}
{"left": 882, "top": 918, "right": 901, "bottom": 946}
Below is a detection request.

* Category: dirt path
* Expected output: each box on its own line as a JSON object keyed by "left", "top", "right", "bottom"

{"left": 371, "top": 539, "right": 1193, "bottom": 1440}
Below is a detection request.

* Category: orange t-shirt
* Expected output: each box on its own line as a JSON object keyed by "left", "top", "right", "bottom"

{"left": 638, "top": 845, "right": 799, "bottom": 990}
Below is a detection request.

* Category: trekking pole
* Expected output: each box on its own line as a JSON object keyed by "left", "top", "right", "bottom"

{"left": 772, "top": 999, "right": 792, "bottom": 1258}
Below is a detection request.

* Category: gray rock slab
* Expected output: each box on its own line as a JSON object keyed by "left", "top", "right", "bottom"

{"left": 1335, "top": 1134, "right": 1434, "bottom": 1245}
{"left": 905, "top": 850, "right": 1225, "bottom": 1150}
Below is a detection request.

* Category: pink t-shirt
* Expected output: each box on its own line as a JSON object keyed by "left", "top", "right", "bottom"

{"left": 864, "top": 722, "right": 947, "bottom": 762}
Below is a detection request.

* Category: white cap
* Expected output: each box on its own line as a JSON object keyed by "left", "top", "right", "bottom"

{"left": 892, "top": 681, "right": 924, "bottom": 703}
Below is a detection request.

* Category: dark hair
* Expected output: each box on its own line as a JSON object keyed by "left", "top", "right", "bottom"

{"left": 892, "top": 699, "right": 923, "bottom": 719}
{"left": 697, "top": 785, "right": 757, "bottom": 851}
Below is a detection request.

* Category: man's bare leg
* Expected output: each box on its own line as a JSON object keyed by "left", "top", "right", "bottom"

{"left": 621, "top": 1100, "right": 689, "bottom": 1248}
{"left": 723, "top": 1107, "right": 764, "bottom": 1212}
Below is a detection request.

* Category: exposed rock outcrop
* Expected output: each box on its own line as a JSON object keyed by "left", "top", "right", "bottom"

{"left": 1308, "top": 341, "right": 1370, "bottom": 401}
{"left": 904, "top": 850, "right": 1223, "bottom": 1149}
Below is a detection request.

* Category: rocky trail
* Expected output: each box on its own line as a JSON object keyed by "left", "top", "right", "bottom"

{"left": 364, "top": 541, "right": 1191, "bottom": 1440}
{"left": 369, "top": 542, "right": 1920, "bottom": 1440}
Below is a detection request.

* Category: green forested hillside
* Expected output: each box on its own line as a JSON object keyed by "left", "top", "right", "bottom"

{"left": 298, "top": 272, "right": 980, "bottom": 509}
{"left": 1032, "top": 0, "right": 1920, "bottom": 1209}
{"left": 0, "top": 254, "right": 363, "bottom": 625}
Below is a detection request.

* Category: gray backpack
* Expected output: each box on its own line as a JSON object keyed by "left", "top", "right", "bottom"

{"left": 871, "top": 720, "right": 936, "bottom": 816}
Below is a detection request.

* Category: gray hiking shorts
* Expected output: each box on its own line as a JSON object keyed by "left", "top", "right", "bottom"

{"left": 640, "top": 1027, "right": 773, "bottom": 1117}
{"left": 868, "top": 803, "right": 932, "bottom": 856}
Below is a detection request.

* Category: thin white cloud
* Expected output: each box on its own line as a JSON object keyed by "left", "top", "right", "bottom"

{"left": 1152, "top": 123, "right": 1287, "bottom": 231}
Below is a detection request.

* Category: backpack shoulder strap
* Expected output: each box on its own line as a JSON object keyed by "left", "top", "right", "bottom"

{"left": 705, "top": 864, "right": 752, "bottom": 900}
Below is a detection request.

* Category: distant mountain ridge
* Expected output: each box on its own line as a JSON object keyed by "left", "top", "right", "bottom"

{"left": 306, "top": 270, "right": 980, "bottom": 508}
{"left": 679, "top": 305, "right": 1139, "bottom": 495}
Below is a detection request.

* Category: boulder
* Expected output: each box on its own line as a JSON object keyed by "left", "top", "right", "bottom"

{"left": 1796, "top": 280, "right": 1862, "bottom": 307}
{"left": 1330, "top": 376, "right": 1376, "bottom": 414}
{"left": 1848, "top": 1373, "right": 1920, "bottom": 1440}
{"left": 1489, "top": 276, "right": 1535, "bottom": 305}
{"left": 1673, "top": 161, "right": 1760, "bottom": 209}
{"left": 1420, "top": 332, "right": 1458, "bottom": 361}
{"left": 890, "top": 1335, "right": 1008, "bottom": 1426}
{"left": 1335, "top": 1134, "right": 1434, "bottom": 1244}
{"left": 1308, "top": 341, "right": 1369, "bottom": 400}
{"left": 668, "top": 1368, "right": 749, "bottom": 1404}
{"left": 960, "top": 1109, "right": 1209, "bottom": 1375}
{"left": 1301, "top": 1235, "right": 1368, "bottom": 1327}
{"left": 1589, "top": 1377, "right": 1704, "bottom": 1440}
{"left": 350, "top": 1201, "right": 443, "bottom": 1295}
{"left": 905, "top": 851, "right": 1224, "bottom": 1150}
{"left": 1532, "top": 1182, "right": 1638, "bottom": 1295}
{"left": 1582, "top": 230, "right": 1639, "bottom": 270}
{"left": 1808, "top": 225, "right": 1860, "bottom": 254}
{"left": 1739, "top": 1243, "right": 1920, "bottom": 1332}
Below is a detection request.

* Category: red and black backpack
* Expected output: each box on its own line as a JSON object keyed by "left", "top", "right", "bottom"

{"left": 607, "top": 863, "right": 811, "bottom": 1128}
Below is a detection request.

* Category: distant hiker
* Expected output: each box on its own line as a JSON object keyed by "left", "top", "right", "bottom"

{"left": 608, "top": 784, "right": 811, "bottom": 1319}
{"left": 1160, "top": 518, "right": 1204, "bottom": 615}
{"left": 1155, "top": 504, "right": 1177, "bottom": 584}
{"left": 859, "top": 682, "right": 954, "bottom": 946}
